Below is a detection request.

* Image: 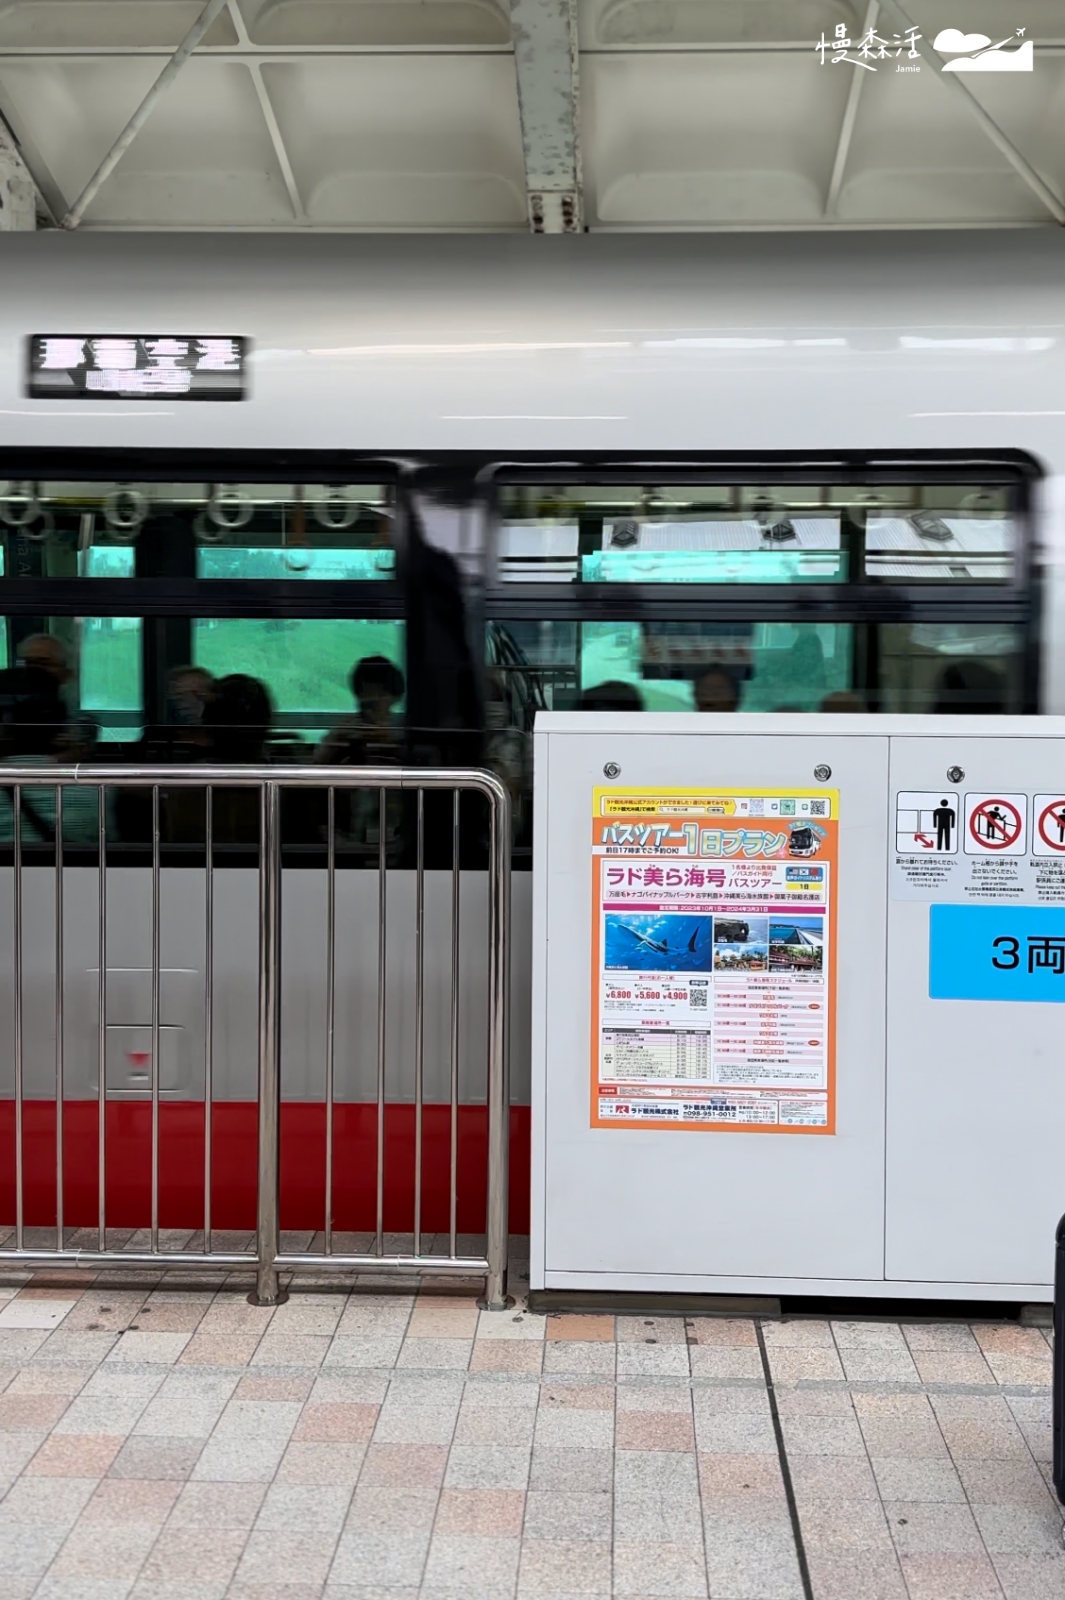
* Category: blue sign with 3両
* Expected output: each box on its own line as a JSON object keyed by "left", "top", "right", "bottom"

{"left": 929, "top": 904, "right": 1065, "bottom": 1002}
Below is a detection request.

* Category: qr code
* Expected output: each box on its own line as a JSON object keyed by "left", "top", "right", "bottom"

{"left": 690, "top": 988, "right": 707, "bottom": 1009}
{"left": 809, "top": 800, "right": 827, "bottom": 816}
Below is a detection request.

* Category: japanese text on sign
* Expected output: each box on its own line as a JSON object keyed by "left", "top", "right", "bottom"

{"left": 591, "top": 788, "right": 838, "bottom": 1135}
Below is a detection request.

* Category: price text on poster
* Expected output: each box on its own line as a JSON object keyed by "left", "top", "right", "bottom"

{"left": 591, "top": 788, "right": 838, "bottom": 1134}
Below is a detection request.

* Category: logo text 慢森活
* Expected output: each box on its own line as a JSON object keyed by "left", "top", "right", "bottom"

{"left": 815, "top": 23, "right": 1032, "bottom": 74}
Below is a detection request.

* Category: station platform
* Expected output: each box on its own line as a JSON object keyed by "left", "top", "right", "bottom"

{"left": 0, "top": 1252, "right": 1059, "bottom": 1600}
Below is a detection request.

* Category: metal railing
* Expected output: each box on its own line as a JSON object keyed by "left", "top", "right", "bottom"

{"left": 0, "top": 764, "right": 511, "bottom": 1308}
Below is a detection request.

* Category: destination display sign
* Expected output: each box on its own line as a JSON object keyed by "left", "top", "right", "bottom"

{"left": 27, "top": 335, "right": 247, "bottom": 401}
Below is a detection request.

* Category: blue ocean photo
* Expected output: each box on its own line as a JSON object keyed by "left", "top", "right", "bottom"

{"left": 603, "top": 914, "right": 712, "bottom": 972}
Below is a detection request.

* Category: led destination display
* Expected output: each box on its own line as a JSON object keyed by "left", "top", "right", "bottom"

{"left": 27, "top": 336, "right": 247, "bottom": 401}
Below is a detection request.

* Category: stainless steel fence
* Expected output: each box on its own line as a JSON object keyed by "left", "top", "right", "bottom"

{"left": 0, "top": 765, "right": 511, "bottom": 1309}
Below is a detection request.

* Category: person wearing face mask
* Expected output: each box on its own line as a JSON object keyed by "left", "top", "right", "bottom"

{"left": 317, "top": 655, "right": 406, "bottom": 860}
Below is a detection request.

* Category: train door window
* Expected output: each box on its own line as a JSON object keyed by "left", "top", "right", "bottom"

{"left": 192, "top": 618, "right": 406, "bottom": 757}
{"left": 80, "top": 617, "right": 144, "bottom": 741}
{"left": 876, "top": 623, "right": 1023, "bottom": 712}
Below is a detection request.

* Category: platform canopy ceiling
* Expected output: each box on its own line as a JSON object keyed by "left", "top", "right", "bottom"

{"left": 0, "top": 0, "right": 1062, "bottom": 232}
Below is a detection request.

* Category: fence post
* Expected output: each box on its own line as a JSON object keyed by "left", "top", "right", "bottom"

{"left": 484, "top": 777, "right": 512, "bottom": 1310}
{"left": 255, "top": 781, "right": 283, "bottom": 1305}
{"left": 1049, "top": 1216, "right": 1055, "bottom": 1504}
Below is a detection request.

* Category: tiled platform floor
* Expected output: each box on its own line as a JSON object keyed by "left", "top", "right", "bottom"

{"left": 0, "top": 1263, "right": 1060, "bottom": 1600}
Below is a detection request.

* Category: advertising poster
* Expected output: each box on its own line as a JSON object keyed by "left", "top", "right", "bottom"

{"left": 591, "top": 788, "right": 837, "bottom": 1134}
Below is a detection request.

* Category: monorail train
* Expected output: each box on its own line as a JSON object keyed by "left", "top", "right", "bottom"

{"left": 0, "top": 229, "right": 1063, "bottom": 1242}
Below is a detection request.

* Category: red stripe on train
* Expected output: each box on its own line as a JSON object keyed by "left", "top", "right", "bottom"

{"left": 0, "top": 1103, "right": 531, "bottom": 1235}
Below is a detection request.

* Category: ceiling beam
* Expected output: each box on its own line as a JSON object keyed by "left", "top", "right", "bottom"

{"left": 878, "top": 0, "right": 1065, "bottom": 226}
{"left": 0, "top": 115, "right": 36, "bottom": 229}
{"left": 61, "top": 0, "right": 230, "bottom": 229}
{"left": 226, "top": 0, "right": 307, "bottom": 224}
{"left": 509, "top": 0, "right": 582, "bottom": 233}
{"left": 825, "top": 0, "right": 878, "bottom": 217}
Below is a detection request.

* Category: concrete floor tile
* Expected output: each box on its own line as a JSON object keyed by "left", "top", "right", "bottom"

{"left": 463, "top": 1377, "right": 540, "bottom": 1411}
{"left": 191, "top": 1434, "right": 288, "bottom": 1482}
{"left": 235, "top": 1527, "right": 339, "bottom": 1586}
{"left": 105, "top": 1332, "right": 192, "bottom": 1365}
{"left": 475, "top": 1308, "right": 546, "bottom": 1342}
{"left": 250, "top": 1332, "right": 332, "bottom": 1368}
{"left": 773, "top": 1388, "right": 857, "bottom": 1419}
{"left": 614, "top": 1449, "right": 699, "bottom": 1496}
{"left": 268, "top": 1303, "right": 344, "bottom": 1336}
{"left": 396, "top": 1337, "right": 472, "bottom": 1371}
{"left": 323, "top": 1335, "right": 405, "bottom": 1368}
{"left": 0, "top": 1426, "right": 48, "bottom": 1478}
{"left": 993, "top": 1554, "right": 1065, "bottom": 1600}
{"left": 329, "top": 1527, "right": 430, "bottom": 1587}
{"left": 0, "top": 1474, "right": 98, "bottom": 1526}
{"left": 780, "top": 1412, "right": 867, "bottom": 1457}
{"left": 27, "top": 1434, "right": 124, "bottom": 1477}
{"left": 129, "top": 1582, "right": 229, "bottom": 1600}
{"left": 309, "top": 1372, "right": 389, "bottom": 1406}
{"left": 33, "top": 1580, "right": 136, "bottom": 1600}
{"left": 702, "top": 1529, "right": 802, "bottom": 1600}
{"left": 471, "top": 1341, "right": 544, "bottom": 1374}
{"left": 177, "top": 1332, "right": 263, "bottom": 1366}
{"left": 839, "top": 1348, "right": 921, "bottom": 1384}
{"left": 522, "top": 1489, "right": 610, "bottom": 1541}
{"left": 6, "top": 1363, "right": 93, "bottom": 1395}
{"left": 0, "top": 1297, "right": 77, "bottom": 1329}
{"left": 167, "top": 1480, "right": 266, "bottom": 1529}
{"left": 617, "top": 1382, "right": 691, "bottom": 1414}
{"left": 107, "top": 1435, "right": 203, "bottom": 1480}
{"left": 49, "top": 1521, "right": 159, "bottom": 1579}
{"left": 885, "top": 1500, "right": 984, "bottom": 1556}
{"left": 540, "top": 1383, "right": 615, "bottom": 1411}
{"left": 422, "top": 1533, "right": 520, "bottom": 1591}
{"left": 0, "top": 1391, "right": 70, "bottom": 1429}
{"left": 545, "top": 1315, "right": 614, "bottom": 1343}
{"left": 518, "top": 1536, "right": 612, "bottom": 1594}
{"left": 984, "top": 1353, "right": 1053, "bottom": 1386}
{"left": 613, "top": 1538, "right": 708, "bottom": 1596}
{"left": 761, "top": 1320, "right": 836, "bottom": 1349}
{"left": 798, "top": 1498, "right": 895, "bottom": 1553}
{"left": 372, "top": 1404, "right": 458, "bottom": 1447}
{"left": 535, "top": 1407, "right": 614, "bottom": 1449}
{"left": 616, "top": 1489, "right": 702, "bottom": 1543}
{"left": 359, "top": 1442, "right": 448, "bottom": 1487}
{"left": 237, "top": 1375, "right": 316, "bottom": 1402}
{"left": 787, "top": 1451, "right": 879, "bottom": 1502}
{"left": 80, "top": 1478, "right": 181, "bottom": 1524}
{"left": 542, "top": 1343, "right": 616, "bottom": 1378}
{"left": 696, "top": 1409, "right": 777, "bottom": 1453}
{"left": 897, "top": 1552, "right": 1003, "bottom": 1600}
{"left": 616, "top": 1317, "right": 687, "bottom": 1345}
{"left": 972, "top": 1502, "right": 1065, "bottom": 1556}
{"left": 257, "top": 1481, "right": 354, "bottom": 1533}
{"left": 956, "top": 1457, "right": 1059, "bottom": 1507}
{"left": 344, "top": 1485, "right": 440, "bottom": 1533}
{"left": 763, "top": 1347, "right": 845, "bottom": 1382}
{"left": 698, "top": 1450, "right": 786, "bottom": 1498}
{"left": 0, "top": 1328, "right": 50, "bottom": 1360}
{"left": 686, "top": 1318, "right": 757, "bottom": 1348}
{"left": 616, "top": 1344, "right": 690, "bottom": 1378}
{"left": 454, "top": 1405, "right": 536, "bottom": 1447}
{"left": 831, "top": 1321, "right": 908, "bottom": 1350}
{"left": 870, "top": 1457, "right": 966, "bottom": 1503}
{"left": 276, "top": 1441, "right": 367, "bottom": 1484}
{"left": 138, "top": 1524, "right": 247, "bottom": 1583}
{"left": 434, "top": 1486, "right": 526, "bottom": 1536}
{"left": 616, "top": 1411, "right": 694, "bottom": 1452}
{"left": 293, "top": 1403, "right": 377, "bottom": 1442}
{"left": 911, "top": 1351, "right": 997, "bottom": 1385}
{"left": 804, "top": 1551, "right": 907, "bottom": 1600}
{"left": 445, "top": 1444, "right": 531, "bottom": 1489}
{"left": 687, "top": 1347, "right": 764, "bottom": 1380}
{"left": 408, "top": 1303, "right": 479, "bottom": 1339}
{"left": 56, "top": 1394, "right": 151, "bottom": 1437}
{"left": 976, "top": 1324, "right": 1050, "bottom": 1357}
{"left": 528, "top": 1446, "right": 613, "bottom": 1493}
{"left": 903, "top": 1324, "right": 981, "bottom": 1353}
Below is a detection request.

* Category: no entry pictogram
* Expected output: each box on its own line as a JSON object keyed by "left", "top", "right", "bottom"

{"left": 969, "top": 797, "right": 1022, "bottom": 851}
{"left": 1038, "top": 799, "right": 1065, "bottom": 852}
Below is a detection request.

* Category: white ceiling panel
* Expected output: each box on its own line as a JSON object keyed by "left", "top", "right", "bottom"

{"left": 261, "top": 56, "right": 525, "bottom": 225}
{"left": 0, "top": 0, "right": 1060, "bottom": 232}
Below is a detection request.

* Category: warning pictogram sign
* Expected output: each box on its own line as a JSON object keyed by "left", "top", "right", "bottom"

{"left": 964, "top": 793, "right": 1026, "bottom": 856}
{"left": 1034, "top": 796, "right": 1065, "bottom": 857}
{"left": 895, "top": 791, "right": 959, "bottom": 855}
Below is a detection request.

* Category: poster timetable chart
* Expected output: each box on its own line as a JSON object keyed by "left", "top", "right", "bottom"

{"left": 591, "top": 788, "right": 838, "bottom": 1135}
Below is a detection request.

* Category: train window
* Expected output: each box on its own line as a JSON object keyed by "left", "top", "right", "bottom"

{"left": 495, "top": 483, "right": 1016, "bottom": 585}
{"left": 496, "top": 486, "right": 846, "bottom": 584}
{"left": 80, "top": 617, "right": 144, "bottom": 741}
{"left": 488, "top": 620, "right": 1024, "bottom": 717}
{"left": 192, "top": 618, "right": 405, "bottom": 754}
{"left": 0, "top": 482, "right": 396, "bottom": 579}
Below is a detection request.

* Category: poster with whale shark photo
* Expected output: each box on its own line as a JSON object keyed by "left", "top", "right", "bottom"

{"left": 592, "top": 787, "right": 838, "bottom": 1135}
